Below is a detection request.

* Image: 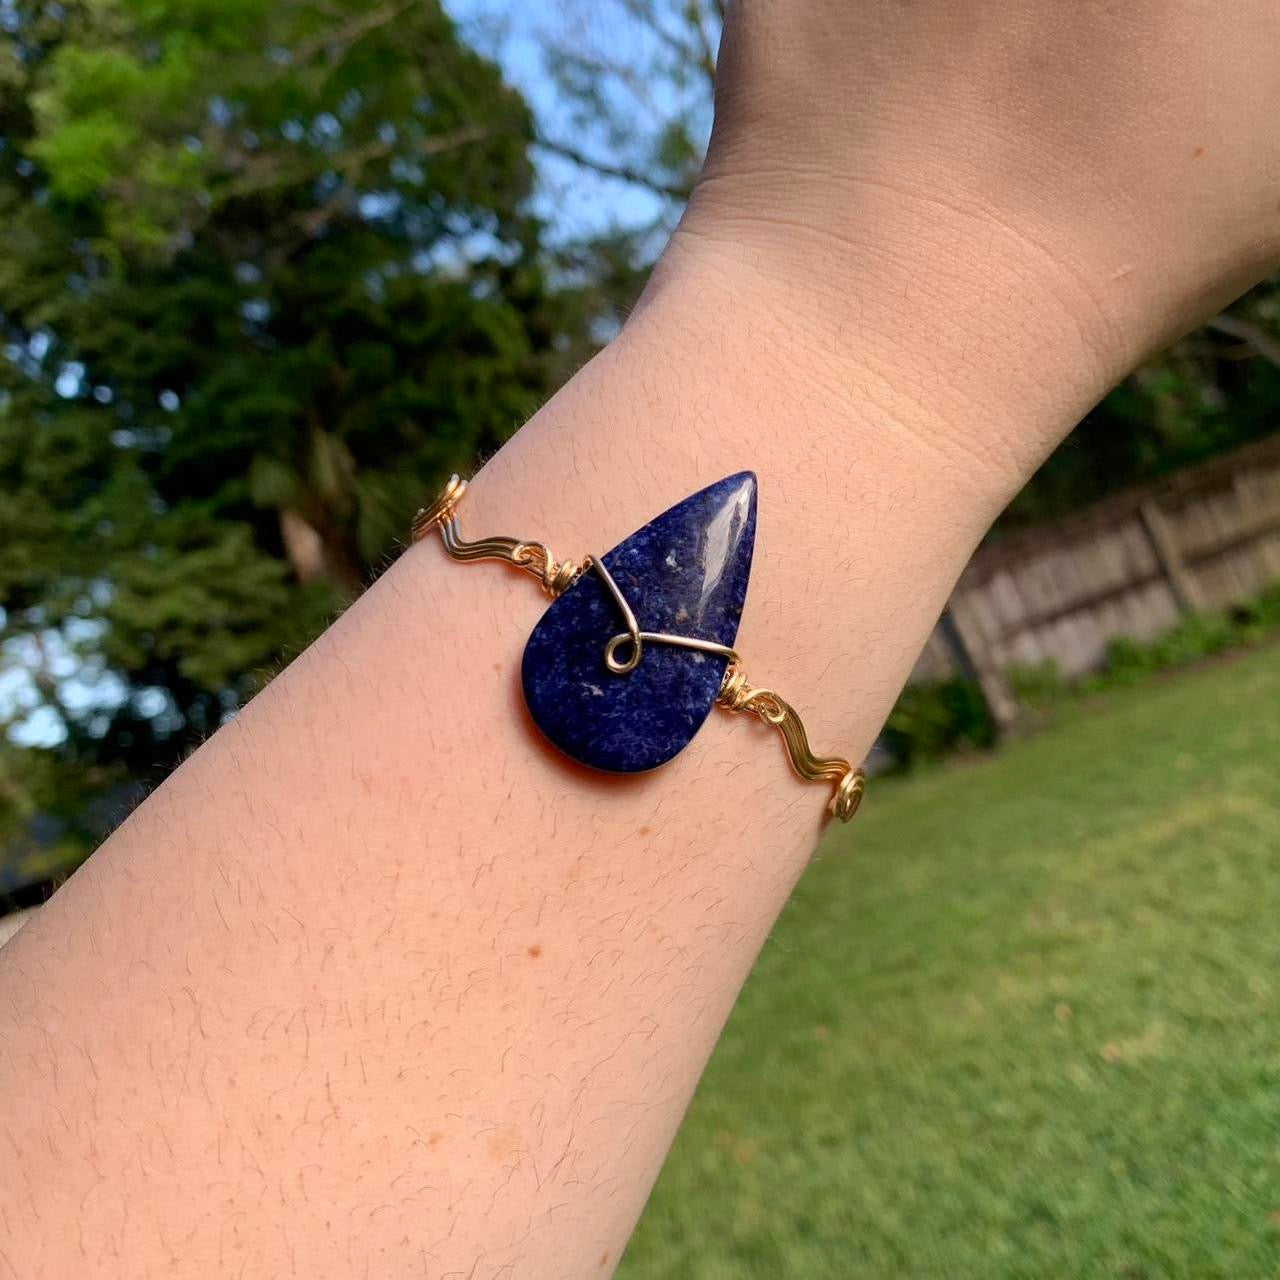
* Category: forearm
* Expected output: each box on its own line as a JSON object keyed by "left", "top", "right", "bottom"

{"left": 2, "top": 229, "right": 1111, "bottom": 1277}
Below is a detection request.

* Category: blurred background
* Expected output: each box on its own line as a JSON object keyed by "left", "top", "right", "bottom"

{"left": 2, "top": 3, "right": 1279, "bottom": 1274}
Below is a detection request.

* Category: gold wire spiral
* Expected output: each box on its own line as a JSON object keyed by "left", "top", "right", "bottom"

{"left": 586, "top": 554, "right": 742, "bottom": 674}
{"left": 412, "top": 474, "right": 866, "bottom": 822}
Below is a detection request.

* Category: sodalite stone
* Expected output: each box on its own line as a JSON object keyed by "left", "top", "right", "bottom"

{"left": 521, "top": 472, "right": 757, "bottom": 773}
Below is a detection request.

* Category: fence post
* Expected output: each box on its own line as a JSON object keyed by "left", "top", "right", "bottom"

{"left": 941, "top": 597, "right": 1021, "bottom": 733}
{"left": 1138, "top": 499, "right": 1198, "bottom": 613}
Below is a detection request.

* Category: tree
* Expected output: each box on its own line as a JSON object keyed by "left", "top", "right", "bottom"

{"left": 455, "top": 0, "right": 721, "bottom": 334}
{"left": 1001, "top": 281, "right": 1280, "bottom": 526}
{"left": 5, "top": 0, "right": 1279, "bottom": 885}
{"left": 0, "top": 0, "right": 589, "bottom": 878}
{"left": 532, "top": 0, "right": 718, "bottom": 204}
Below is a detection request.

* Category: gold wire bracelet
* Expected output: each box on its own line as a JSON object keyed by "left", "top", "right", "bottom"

{"left": 412, "top": 474, "right": 866, "bottom": 823}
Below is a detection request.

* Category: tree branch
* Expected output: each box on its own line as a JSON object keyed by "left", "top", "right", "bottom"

{"left": 222, "top": 138, "right": 393, "bottom": 200}
{"left": 620, "top": 0, "right": 714, "bottom": 84}
{"left": 222, "top": 125, "right": 491, "bottom": 202}
{"left": 1206, "top": 312, "right": 1280, "bottom": 369}
{"left": 292, "top": 0, "right": 417, "bottom": 65}
{"left": 535, "top": 136, "right": 690, "bottom": 201}
{"left": 682, "top": 0, "right": 720, "bottom": 89}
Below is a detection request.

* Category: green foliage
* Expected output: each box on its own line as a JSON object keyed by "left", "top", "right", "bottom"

{"left": 881, "top": 676, "right": 996, "bottom": 767}
{"left": 885, "top": 585, "right": 1280, "bottom": 772}
{"left": 1006, "top": 658, "right": 1070, "bottom": 713}
{"left": 1098, "top": 588, "right": 1280, "bottom": 687}
{"left": 1102, "top": 616, "right": 1238, "bottom": 682}
{"left": 624, "top": 647, "right": 1280, "bottom": 1279}
{"left": 1002, "top": 286, "right": 1280, "bottom": 528}
{"left": 1247, "top": 580, "right": 1280, "bottom": 626}
{"left": 0, "top": 740, "right": 122, "bottom": 900}
{"left": 0, "top": 0, "right": 596, "bottom": 879}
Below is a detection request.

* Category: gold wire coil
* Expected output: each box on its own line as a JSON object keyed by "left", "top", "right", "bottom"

{"left": 411, "top": 473, "right": 469, "bottom": 539}
{"left": 412, "top": 475, "right": 865, "bottom": 822}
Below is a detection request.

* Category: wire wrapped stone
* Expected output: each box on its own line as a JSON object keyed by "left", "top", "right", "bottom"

{"left": 411, "top": 472, "right": 866, "bottom": 822}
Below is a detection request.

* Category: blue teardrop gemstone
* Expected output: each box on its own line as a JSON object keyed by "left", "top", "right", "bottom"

{"left": 521, "top": 472, "right": 757, "bottom": 773}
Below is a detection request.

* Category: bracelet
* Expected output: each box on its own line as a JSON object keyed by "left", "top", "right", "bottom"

{"left": 412, "top": 471, "right": 865, "bottom": 822}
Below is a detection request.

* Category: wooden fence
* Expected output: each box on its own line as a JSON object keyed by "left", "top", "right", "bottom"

{"left": 913, "top": 433, "right": 1280, "bottom": 726}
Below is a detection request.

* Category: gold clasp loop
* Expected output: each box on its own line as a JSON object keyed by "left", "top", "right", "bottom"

{"left": 586, "top": 554, "right": 740, "bottom": 677}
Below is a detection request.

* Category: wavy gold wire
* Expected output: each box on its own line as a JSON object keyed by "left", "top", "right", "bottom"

{"left": 716, "top": 668, "right": 866, "bottom": 821}
{"left": 412, "top": 476, "right": 580, "bottom": 596}
{"left": 412, "top": 475, "right": 865, "bottom": 822}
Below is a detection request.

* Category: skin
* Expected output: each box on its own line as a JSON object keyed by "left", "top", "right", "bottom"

{"left": 2, "top": 2, "right": 1278, "bottom": 1275}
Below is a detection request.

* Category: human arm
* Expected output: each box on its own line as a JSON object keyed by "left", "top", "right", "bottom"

{"left": 3, "top": 2, "right": 1278, "bottom": 1276}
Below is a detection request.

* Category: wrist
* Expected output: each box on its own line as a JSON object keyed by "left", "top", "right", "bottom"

{"left": 463, "top": 229, "right": 1061, "bottom": 756}
{"left": 659, "top": 177, "right": 1133, "bottom": 509}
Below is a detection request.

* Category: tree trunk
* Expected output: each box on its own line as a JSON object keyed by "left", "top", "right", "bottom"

{"left": 279, "top": 508, "right": 365, "bottom": 598}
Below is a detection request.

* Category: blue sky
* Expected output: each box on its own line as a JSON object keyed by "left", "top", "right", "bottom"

{"left": 445, "top": 0, "right": 708, "bottom": 244}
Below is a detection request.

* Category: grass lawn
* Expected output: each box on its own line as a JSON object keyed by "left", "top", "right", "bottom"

{"left": 621, "top": 645, "right": 1280, "bottom": 1279}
